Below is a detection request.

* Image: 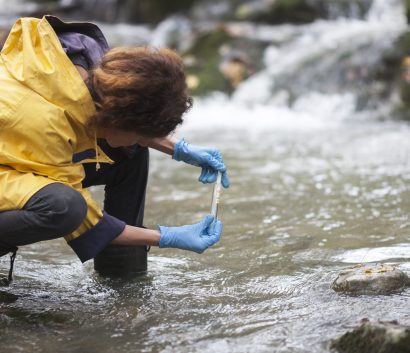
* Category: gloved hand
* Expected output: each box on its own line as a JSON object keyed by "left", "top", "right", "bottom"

{"left": 173, "top": 139, "right": 230, "bottom": 188}
{"left": 159, "top": 215, "right": 223, "bottom": 253}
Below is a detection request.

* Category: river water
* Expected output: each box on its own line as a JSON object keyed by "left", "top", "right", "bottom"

{"left": 1, "top": 1, "right": 410, "bottom": 352}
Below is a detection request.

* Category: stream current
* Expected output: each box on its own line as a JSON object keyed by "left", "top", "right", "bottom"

{"left": 1, "top": 102, "right": 410, "bottom": 353}
{"left": 1, "top": 0, "right": 410, "bottom": 352}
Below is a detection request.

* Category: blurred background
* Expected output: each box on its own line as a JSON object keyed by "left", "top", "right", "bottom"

{"left": 1, "top": 0, "right": 410, "bottom": 113}
{"left": 1, "top": 2, "right": 410, "bottom": 353}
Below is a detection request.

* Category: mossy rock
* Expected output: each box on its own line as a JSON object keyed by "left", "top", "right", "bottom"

{"left": 183, "top": 26, "right": 267, "bottom": 96}
{"left": 0, "top": 291, "right": 18, "bottom": 304}
{"left": 184, "top": 28, "right": 232, "bottom": 96}
{"left": 331, "top": 320, "right": 410, "bottom": 353}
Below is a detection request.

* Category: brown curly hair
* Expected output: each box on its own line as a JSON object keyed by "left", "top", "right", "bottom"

{"left": 88, "top": 47, "right": 192, "bottom": 137}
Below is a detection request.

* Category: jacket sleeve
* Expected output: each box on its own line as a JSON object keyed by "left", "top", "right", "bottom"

{"left": 0, "top": 51, "right": 125, "bottom": 261}
{"left": 64, "top": 187, "right": 126, "bottom": 263}
{"left": 0, "top": 84, "right": 126, "bottom": 262}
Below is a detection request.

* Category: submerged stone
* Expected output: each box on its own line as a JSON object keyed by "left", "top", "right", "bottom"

{"left": 331, "top": 264, "right": 410, "bottom": 295}
{"left": 331, "top": 319, "right": 410, "bottom": 353}
{"left": 0, "top": 291, "right": 18, "bottom": 304}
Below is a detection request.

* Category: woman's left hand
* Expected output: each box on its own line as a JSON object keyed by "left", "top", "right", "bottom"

{"left": 173, "top": 139, "right": 230, "bottom": 188}
{"left": 159, "top": 215, "right": 223, "bottom": 253}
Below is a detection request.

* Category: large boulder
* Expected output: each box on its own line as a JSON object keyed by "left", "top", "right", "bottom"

{"left": 331, "top": 264, "right": 410, "bottom": 295}
{"left": 331, "top": 319, "right": 410, "bottom": 353}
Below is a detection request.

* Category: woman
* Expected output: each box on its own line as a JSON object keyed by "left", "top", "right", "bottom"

{"left": 0, "top": 16, "right": 229, "bottom": 282}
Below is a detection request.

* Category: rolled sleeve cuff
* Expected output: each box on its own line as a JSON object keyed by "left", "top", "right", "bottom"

{"left": 68, "top": 212, "right": 126, "bottom": 263}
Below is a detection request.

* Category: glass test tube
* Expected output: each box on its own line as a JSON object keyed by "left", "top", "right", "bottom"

{"left": 211, "top": 172, "right": 222, "bottom": 218}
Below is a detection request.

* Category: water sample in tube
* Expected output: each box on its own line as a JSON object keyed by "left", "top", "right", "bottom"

{"left": 210, "top": 172, "right": 222, "bottom": 218}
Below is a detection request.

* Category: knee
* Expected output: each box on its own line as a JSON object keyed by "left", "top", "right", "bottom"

{"left": 35, "top": 184, "right": 88, "bottom": 236}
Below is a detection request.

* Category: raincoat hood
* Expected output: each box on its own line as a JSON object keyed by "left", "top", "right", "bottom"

{"left": 1, "top": 16, "right": 95, "bottom": 125}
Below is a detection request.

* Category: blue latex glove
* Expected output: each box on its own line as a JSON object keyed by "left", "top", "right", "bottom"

{"left": 173, "top": 139, "right": 230, "bottom": 188}
{"left": 159, "top": 215, "right": 223, "bottom": 253}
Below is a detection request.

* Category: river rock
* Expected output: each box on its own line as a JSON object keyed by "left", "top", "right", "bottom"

{"left": 331, "top": 319, "right": 410, "bottom": 353}
{"left": 331, "top": 264, "right": 410, "bottom": 295}
{"left": 0, "top": 291, "right": 18, "bottom": 303}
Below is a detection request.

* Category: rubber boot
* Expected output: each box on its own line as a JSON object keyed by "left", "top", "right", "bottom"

{"left": 94, "top": 244, "right": 148, "bottom": 276}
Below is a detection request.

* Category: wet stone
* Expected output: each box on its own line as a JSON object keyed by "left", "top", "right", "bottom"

{"left": 0, "top": 291, "right": 18, "bottom": 304}
{"left": 331, "top": 319, "right": 410, "bottom": 353}
{"left": 331, "top": 264, "right": 410, "bottom": 295}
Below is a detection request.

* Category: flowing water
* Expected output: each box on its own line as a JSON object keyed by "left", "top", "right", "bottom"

{"left": 1, "top": 1, "right": 410, "bottom": 352}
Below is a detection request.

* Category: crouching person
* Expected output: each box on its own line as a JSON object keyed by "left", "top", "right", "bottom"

{"left": 0, "top": 16, "right": 229, "bottom": 283}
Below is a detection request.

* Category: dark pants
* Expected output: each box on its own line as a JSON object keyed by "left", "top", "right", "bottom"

{"left": 0, "top": 141, "right": 149, "bottom": 253}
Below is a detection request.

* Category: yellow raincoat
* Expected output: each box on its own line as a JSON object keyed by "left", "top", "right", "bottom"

{"left": 0, "top": 16, "right": 123, "bottom": 261}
